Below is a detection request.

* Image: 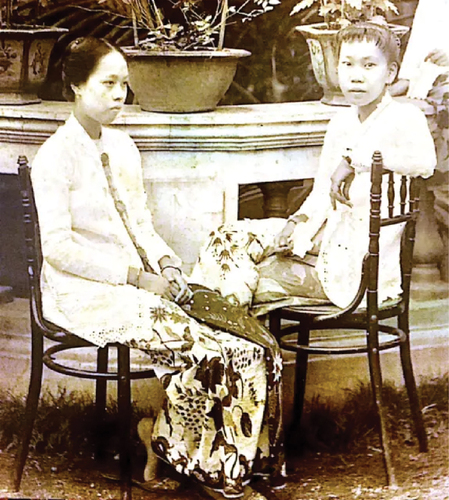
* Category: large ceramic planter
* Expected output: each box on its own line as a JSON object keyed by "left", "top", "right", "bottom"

{"left": 296, "top": 22, "right": 409, "bottom": 106}
{"left": 0, "top": 27, "right": 68, "bottom": 104}
{"left": 122, "top": 48, "right": 251, "bottom": 113}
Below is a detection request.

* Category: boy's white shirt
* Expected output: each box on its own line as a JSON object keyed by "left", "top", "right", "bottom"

{"left": 290, "top": 92, "right": 436, "bottom": 308}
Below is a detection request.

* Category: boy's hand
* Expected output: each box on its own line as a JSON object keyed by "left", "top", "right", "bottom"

{"left": 273, "top": 220, "right": 295, "bottom": 254}
{"left": 330, "top": 159, "right": 355, "bottom": 210}
{"left": 272, "top": 214, "right": 308, "bottom": 254}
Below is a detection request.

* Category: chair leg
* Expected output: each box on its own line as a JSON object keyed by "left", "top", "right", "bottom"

{"left": 95, "top": 346, "right": 109, "bottom": 461}
{"left": 12, "top": 329, "right": 44, "bottom": 491}
{"left": 291, "top": 325, "right": 311, "bottom": 437}
{"left": 269, "top": 310, "right": 311, "bottom": 430}
{"left": 118, "top": 345, "right": 132, "bottom": 500}
{"left": 367, "top": 325, "right": 396, "bottom": 487}
{"left": 269, "top": 312, "right": 310, "bottom": 443}
{"left": 268, "top": 310, "right": 282, "bottom": 340}
{"left": 398, "top": 313, "right": 428, "bottom": 452}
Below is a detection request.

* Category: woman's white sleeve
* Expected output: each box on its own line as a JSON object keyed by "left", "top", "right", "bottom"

{"left": 32, "top": 142, "right": 129, "bottom": 285}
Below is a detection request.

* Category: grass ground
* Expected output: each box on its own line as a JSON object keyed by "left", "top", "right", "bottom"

{"left": 0, "top": 375, "right": 447, "bottom": 500}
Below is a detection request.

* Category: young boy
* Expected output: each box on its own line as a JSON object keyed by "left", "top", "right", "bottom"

{"left": 191, "top": 22, "right": 437, "bottom": 312}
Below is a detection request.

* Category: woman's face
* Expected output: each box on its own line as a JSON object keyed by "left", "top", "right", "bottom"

{"left": 338, "top": 40, "right": 397, "bottom": 113}
{"left": 73, "top": 50, "right": 128, "bottom": 129}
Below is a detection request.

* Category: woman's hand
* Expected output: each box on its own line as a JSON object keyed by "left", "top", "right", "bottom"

{"left": 138, "top": 271, "right": 174, "bottom": 300}
{"left": 161, "top": 266, "right": 193, "bottom": 305}
{"left": 330, "top": 159, "right": 355, "bottom": 210}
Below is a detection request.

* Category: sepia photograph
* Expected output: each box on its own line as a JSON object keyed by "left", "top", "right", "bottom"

{"left": 0, "top": 0, "right": 447, "bottom": 499}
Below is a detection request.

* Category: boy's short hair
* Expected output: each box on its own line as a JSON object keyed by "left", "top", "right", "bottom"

{"left": 337, "top": 21, "right": 401, "bottom": 66}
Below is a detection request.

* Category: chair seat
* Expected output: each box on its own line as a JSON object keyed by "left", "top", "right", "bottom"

{"left": 279, "top": 303, "right": 340, "bottom": 316}
{"left": 273, "top": 296, "right": 403, "bottom": 323}
{"left": 43, "top": 342, "right": 156, "bottom": 381}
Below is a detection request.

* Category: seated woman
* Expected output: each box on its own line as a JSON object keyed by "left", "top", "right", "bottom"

{"left": 192, "top": 21, "right": 437, "bottom": 316}
{"left": 31, "top": 37, "right": 285, "bottom": 500}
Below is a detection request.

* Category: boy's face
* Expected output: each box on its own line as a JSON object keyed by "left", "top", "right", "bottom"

{"left": 338, "top": 40, "right": 398, "bottom": 111}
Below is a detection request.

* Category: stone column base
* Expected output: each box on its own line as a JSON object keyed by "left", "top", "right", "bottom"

{"left": 411, "top": 264, "right": 449, "bottom": 301}
{"left": 0, "top": 285, "right": 13, "bottom": 304}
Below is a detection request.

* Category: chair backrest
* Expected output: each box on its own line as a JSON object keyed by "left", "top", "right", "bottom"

{"left": 18, "top": 156, "right": 43, "bottom": 309}
{"left": 365, "top": 151, "right": 421, "bottom": 314}
{"left": 297, "top": 151, "right": 421, "bottom": 322}
{"left": 17, "top": 155, "right": 72, "bottom": 341}
{"left": 318, "top": 151, "right": 421, "bottom": 322}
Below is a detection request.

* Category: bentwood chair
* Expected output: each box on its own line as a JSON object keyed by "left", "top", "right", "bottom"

{"left": 12, "top": 156, "right": 157, "bottom": 500}
{"left": 269, "top": 151, "right": 428, "bottom": 487}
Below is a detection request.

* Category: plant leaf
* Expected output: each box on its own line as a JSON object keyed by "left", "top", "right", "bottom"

{"left": 382, "top": 0, "right": 399, "bottom": 14}
{"left": 346, "top": 0, "right": 363, "bottom": 10}
{"left": 291, "top": 0, "right": 317, "bottom": 16}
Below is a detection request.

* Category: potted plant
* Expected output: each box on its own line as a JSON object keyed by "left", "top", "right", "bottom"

{"left": 291, "top": 0, "right": 409, "bottom": 105}
{"left": 0, "top": 0, "right": 67, "bottom": 104}
{"left": 91, "top": 0, "right": 282, "bottom": 113}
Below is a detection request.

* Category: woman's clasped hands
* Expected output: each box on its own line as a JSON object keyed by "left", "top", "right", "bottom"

{"left": 161, "top": 266, "right": 193, "bottom": 305}
{"left": 128, "top": 266, "right": 193, "bottom": 305}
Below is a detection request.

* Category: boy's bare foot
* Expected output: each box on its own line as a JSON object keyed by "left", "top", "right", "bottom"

{"left": 137, "top": 417, "right": 159, "bottom": 481}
